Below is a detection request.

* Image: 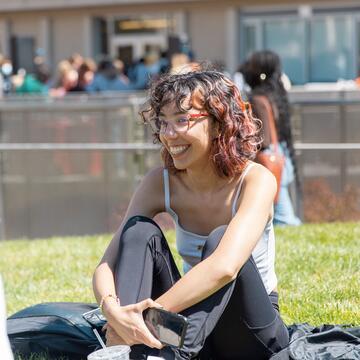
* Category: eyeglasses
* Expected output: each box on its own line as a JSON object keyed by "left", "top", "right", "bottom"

{"left": 148, "top": 113, "right": 209, "bottom": 135}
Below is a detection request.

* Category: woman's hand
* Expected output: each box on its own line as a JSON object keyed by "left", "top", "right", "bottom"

{"left": 105, "top": 298, "right": 163, "bottom": 349}
{"left": 103, "top": 323, "right": 126, "bottom": 346}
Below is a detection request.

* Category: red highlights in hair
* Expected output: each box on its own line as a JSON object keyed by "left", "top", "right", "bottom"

{"left": 141, "top": 70, "right": 262, "bottom": 178}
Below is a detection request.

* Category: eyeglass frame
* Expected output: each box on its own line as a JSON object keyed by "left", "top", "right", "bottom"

{"left": 147, "top": 112, "right": 210, "bottom": 135}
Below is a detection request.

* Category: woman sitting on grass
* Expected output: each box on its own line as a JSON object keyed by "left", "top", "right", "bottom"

{"left": 92, "top": 69, "right": 289, "bottom": 359}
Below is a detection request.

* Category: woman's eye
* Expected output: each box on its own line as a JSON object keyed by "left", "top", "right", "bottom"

{"left": 176, "top": 117, "right": 189, "bottom": 124}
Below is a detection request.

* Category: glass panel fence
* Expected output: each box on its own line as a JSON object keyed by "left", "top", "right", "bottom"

{"left": 0, "top": 91, "right": 359, "bottom": 238}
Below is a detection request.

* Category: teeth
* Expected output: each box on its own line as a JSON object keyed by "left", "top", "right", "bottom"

{"left": 169, "top": 145, "right": 189, "bottom": 155}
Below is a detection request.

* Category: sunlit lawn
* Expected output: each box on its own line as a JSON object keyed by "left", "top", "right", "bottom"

{"left": 1, "top": 223, "right": 359, "bottom": 359}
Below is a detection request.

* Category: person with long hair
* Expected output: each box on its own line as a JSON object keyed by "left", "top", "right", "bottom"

{"left": 92, "top": 69, "right": 289, "bottom": 359}
{"left": 241, "top": 50, "right": 301, "bottom": 226}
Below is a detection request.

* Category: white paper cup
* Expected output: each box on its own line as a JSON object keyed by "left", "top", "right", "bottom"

{"left": 87, "top": 345, "right": 131, "bottom": 360}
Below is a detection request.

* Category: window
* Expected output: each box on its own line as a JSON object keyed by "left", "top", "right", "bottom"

{"left": 264, "top": 18, "right": 306, "bottom": 84}
{"left": 243, "top": 24, "right": 258, "bottom": 59}
{"left": 310, "top": 16, "right": 354, "bottom": 82}
{"left": 240, "top": 11, "right": 357, "bottom": 83}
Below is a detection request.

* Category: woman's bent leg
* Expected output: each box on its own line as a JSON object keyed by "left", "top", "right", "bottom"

{"left": 207, "top": 260, "right": 289, "bottom": 359}
{"left": 114, "top": 215, "right": 181, "bottom": 304}
{"left": 174, "top": 228, "right": 289, "bottom": 360}
{"left": 113, "top": 215, "right": 181, "bottom": 359}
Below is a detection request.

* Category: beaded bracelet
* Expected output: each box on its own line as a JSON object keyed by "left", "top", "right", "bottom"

{"left": 99, "top": 294, "right": 120, "bottom": 312}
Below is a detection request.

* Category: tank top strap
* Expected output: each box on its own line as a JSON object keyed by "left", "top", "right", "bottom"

{"left": 231, "top": 162, "right": 255, "bottom": 216}
{"left": 163, "top": 168, "right": 177, "bottom": 218}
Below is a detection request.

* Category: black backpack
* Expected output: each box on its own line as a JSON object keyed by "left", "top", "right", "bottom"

{"left": 7, "top": 302, "right": 106, "bottom": 360}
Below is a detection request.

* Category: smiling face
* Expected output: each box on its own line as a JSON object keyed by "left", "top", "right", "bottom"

{"left": 141, "top": 70, "right": 261, "bottom": 178}
{"left": 159, "top": 97, "right": 215, "bottom": 172}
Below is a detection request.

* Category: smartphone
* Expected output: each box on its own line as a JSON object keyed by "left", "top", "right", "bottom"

{"left": 143, "top": 307, "right": 188, "bottom": 348}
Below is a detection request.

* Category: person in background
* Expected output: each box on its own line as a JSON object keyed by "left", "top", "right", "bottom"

{"left": 113, "top": 59, "right": 130, "bottom": 86}
{"left": 130, "top": 51, "right": 162, "bottom": 90}
{"left": 86, "top": 59, "right": 131, "bottom": 93}
{"left": 0, "top": 275, "right": 14, "bottom": 360}
{"left": 68, "top": 53, "right": 84, "bottom": 72}
{"left": 159, "top": 50, "right": 170, "bottom": 74}
{"left": 68, "top": 58, "right": 96, "bottom": 92}
{"left": 49, "top": 60, "right": 79, "bottom": 97}
{"left": 169, "top": 53, "right": 190, "bottom": 74}
{"left": 14, "top": 69, "right": 47, "bottom": 94}
{"left": 241, "top": 50, "right": 301, "bottom": 226}
{"left": 233, "top": 64, "right": 249, "bottom": 94}
{"left": 14, "top": 60, "right": 50, "bottom": 95}
{"left": 0, "top": 58, "right": 14, "bottom": 95}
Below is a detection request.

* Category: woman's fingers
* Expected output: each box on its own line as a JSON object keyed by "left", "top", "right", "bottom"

{"left": 137, "top": 298, "right": 163, "bottom": 311}
{"left": 134, "top": 299, "right": 164, "bottom": 348}
{"left": 105, "top": 300, "right": 164, "bottom": 348}
{"left": 137, "top": 323, "right": 163, "bottom": 349}
{"left": 152, "top": 301, "right": 164, "bottom": 309}
{"left": 105, "top": 324, "right": 127, "bottom": 346}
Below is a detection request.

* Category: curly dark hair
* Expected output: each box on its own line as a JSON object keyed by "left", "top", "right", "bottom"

{"left": 140, "top": 70, "right": 262, "bottom": 178}
{"left": 241, "top": 50, "right": 299, "bottom": 186}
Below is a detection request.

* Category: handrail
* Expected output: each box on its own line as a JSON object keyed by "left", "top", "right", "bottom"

{"left": 0, "top": 143, "right": 358, "bottom": 151}
{"left": 0, "top": 143, "right": 159, "bottom": 150}
{"left": 294, "top": 143, "right": 360, "bottom": 150}
{"left": 0, "top": 92, "right": 147, "bottom": 111}
{"left": 0, "top": 88, "right": 360, "bottom": 107}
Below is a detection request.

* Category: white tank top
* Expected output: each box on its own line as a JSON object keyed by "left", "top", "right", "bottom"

{"left": 163, "top": 163, "right": 278, "bottom": 294}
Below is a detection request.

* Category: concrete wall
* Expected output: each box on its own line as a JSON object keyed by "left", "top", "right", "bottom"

{"left": 0, "top": 19, "right": 11, "bottom": 57}
{"left": 10, "top": 15, "right": 40, "bottom": 40}
{"left": 0, "top": 0, "right": 192, "bottom": 11}
{"left": 0, "top": 14, "right": 51, "bottom": 56}
{"left": 0, "top": 0, "right": 355, "bottom": 74}
{"left": 52, "top": 13, "right": 87, "bottom": 66}
{"left": 188, "top": 8, "right": 227, "bottom": 66}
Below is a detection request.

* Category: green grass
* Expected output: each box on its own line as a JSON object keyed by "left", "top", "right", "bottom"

{"left": 1, "top": 223, "right": 359, "bottom": 327}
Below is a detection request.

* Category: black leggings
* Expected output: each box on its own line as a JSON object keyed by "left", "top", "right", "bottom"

{"left": 114, "top": 216, "right": 289, "bottom": 360}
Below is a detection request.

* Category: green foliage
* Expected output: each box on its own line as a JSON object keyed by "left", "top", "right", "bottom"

{"left": 0, "top": 224, "right": 359, "bottom": 328}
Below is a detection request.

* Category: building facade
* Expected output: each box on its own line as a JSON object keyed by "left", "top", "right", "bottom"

{"left": 1, "top": 0, "right": 360, "bottom": 84}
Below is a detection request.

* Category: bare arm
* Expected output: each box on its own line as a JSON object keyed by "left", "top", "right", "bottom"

{"left": 156, "top": 164, "right": 276, "bottom": 313}
{"left": 92, "top": 166, "right": 164, "bottom": 347}
{"left": 93, "top": 167, "right": 164, "bottom": 304}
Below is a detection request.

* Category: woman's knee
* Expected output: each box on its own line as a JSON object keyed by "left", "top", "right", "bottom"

{"left": 120, "top": 215, "right": 164, "bottom": 247}
{"left": 201, "top": 226, "right": 226, "bottom": 260}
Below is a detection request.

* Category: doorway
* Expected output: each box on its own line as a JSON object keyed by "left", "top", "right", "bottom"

{"left": 110, "top": 33, "right": 167, "bottom": 64}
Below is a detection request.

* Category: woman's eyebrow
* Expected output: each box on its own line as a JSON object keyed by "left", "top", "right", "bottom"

{"left": 158, "top": 111, "right": 187, "bottom": 116}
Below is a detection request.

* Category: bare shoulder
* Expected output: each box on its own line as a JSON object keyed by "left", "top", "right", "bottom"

{"left": 243, "top": 162, "right": 277, "bottom": 194}
{"left": 235, "top": 162, "right": 276, "bottom": 221}
{"left": 141, "top": 166, "right": 164, "bottom": 187}
{"left": 247, "top": 162, "right": 276, "bottom": 181}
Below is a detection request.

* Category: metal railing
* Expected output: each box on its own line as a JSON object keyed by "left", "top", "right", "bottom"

{"left": 0, "top": 89, "right": 359, "bottom": 239}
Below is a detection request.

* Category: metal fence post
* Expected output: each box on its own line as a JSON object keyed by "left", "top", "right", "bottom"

{"left": 0, "top": 111, "right": 6, "bottom": 240}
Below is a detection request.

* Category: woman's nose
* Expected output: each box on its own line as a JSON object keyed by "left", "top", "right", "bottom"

{"left": 163, "top": 124, "right": 177, "bottom": 137}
